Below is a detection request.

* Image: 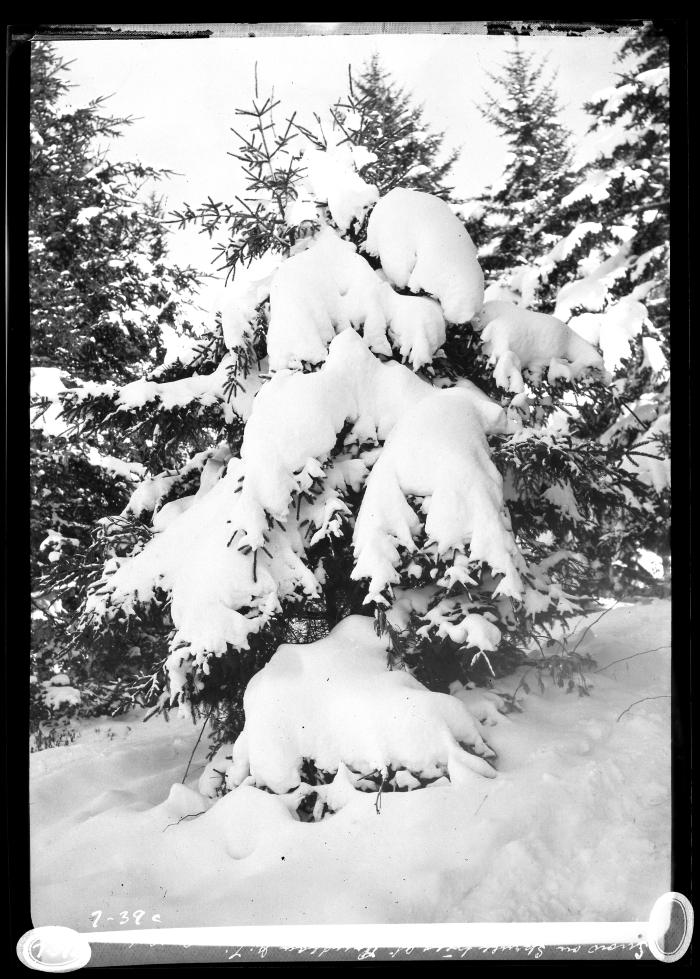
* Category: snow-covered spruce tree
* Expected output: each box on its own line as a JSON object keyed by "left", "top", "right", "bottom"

{"left": 30, "top": 41, "right": 202, "bottom": 731}
{"left": 56, "top": 66, "right": 462, "bottom": 740}
{"left": 64, "top": 77, "right": 649, "bottom": 811}
{"left": 496, "top": 23, "right": 671, "bottom": 594}
{"left": 465, "top": 42, "right": 575, "bottom": 305}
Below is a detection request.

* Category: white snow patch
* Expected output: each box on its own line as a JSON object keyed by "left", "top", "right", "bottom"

{"left": 220, "top": 252, "right": 282, "bottom": 351}
{"left": 110, "top": 354, "right": 264, "bottom": 425}
{"left": 542, "top": 223, "right": 603, "bottom": 270}
{"left": 554, "top": 246, "right": 632, "bottom": 321}
{"left": 568, "top": 298, "right": 649, "bottom": 372}
{"left": 574, "top": 121, "right": 646, "bottom": 169}
{"left": 86, "top": 446, "right": 145, "bottom": 483}
{"left": 622, "top": 412, "right": 670, "bottom": 493}
{"left": 42, "top": 680, "right": 81, "bottom": 710}
{"left": 478, "top": 302, "right": 605, "bottom": 393}
{"left": 300, "top": 144, "right": 379, "bottom": 232}
{"left": 642, "top": 336, "right": 667, "bottom": 374}
{"left": 542, "top": 481, "right": 584, "bottom": 523}
{"left": 365, "top": 188, "right": 484, "bottom": 323}
{"left": 30, "top": 367, "right": 71, "bottom": 436}
{"left": 159, "top": 324, "right": 201, "bottom": 367}
{"left": 589, "top": 82, "right": 637, "bottom": 115}
{"left": 636, "top": 66, "right": 669, "bottom": 91}
{"left": 75, "top": 206, "right": 102, "bottom": 226}
{"left": 224, "top": 615, "right": 496, "bottom": 794}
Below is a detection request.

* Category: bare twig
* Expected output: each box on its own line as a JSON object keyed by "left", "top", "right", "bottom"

{"left": 571, "top": 600, "right": 619, "bottom": 654}
{"left": 616, "top": 397, "right": 651, "bottom": 432}
{"left": 375, "top": 774, "right": 386, "bottom": 815}
{"left": 511, "top": 667, "right": 534, "bottom": 701}
{"left": 181, "top": 708, "right": 213, "bottom": 784}
{"left": 616, "top": 695, "right": 670, "bottom": 722}
{"left": 162, "top": 811, "right": 206, "bottom": 832}
{"left": 595, "top": 644, "right": 670, "bottom": 674}
{"left": 625, "top": 449, "right": 664, "bottom": 461}
{"left": 473, "top": 794, "right": 489, "bottom": 816}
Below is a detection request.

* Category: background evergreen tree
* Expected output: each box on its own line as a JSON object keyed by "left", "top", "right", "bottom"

{"left": 30, "top": 41, "right": 203, "bottom": 736}
{"left": 466, "top": 42, "right": 575, "bottom": 306}
{"left": 532, "top": 24, "right": 669, "bottom": 342}
{"left": 328, "top": 53, "right": 459, "bottom": 200}
{"left": 516, "top": 23, "right": 671, "bottom": 592}
{"left": 29, "top": 42, "right": 200, "bottom": 382}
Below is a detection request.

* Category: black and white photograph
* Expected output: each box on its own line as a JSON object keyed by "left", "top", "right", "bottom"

{"left": 13, "top": 18, "right": 688, "bottom": 966}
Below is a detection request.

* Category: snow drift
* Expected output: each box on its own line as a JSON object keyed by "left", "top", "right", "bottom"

{"left": 213, "top": 614, "right": 496, "bottom": 795}
{"left": 31, "top": 600, "right": 672, "bottom": 928}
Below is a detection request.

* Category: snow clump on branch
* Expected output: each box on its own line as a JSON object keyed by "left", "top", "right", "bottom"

{"left": 474, "top": 300, "right": 607, "bottom": 393}
{"left": 266, "top": 228, "right": 446, "bottom": 370}
{"left": 365, "top": 187, "right": 484, "bottom": 323}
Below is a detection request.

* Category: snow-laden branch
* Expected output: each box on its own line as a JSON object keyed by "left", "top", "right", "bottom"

{"left": 82, "top": 330, "right": 524, "bottom": 698}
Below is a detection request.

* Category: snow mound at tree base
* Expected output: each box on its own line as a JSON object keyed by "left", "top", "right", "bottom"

{"left": 204, "top": 614, "right": 496, "bottom": 798}
{"left": 30, "top": 599, "right": 671, "bottom": 928}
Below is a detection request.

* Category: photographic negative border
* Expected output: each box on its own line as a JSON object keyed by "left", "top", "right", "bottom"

{"left": 6, "top": 17, "right": 692, "bottom": 967}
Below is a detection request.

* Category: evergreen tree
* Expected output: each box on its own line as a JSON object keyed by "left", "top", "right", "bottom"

{"left": 532, "top": 24, "right": 669, "bottom": 344}
{"left": 54, "top": 56, "right": 653, "bottom": 796}
{"left": 467, "top": 42, "right": 575, "bottom": 305}
{"left": 30, "top": 41, "right": 203, "bottom": 733}
{"left": 29, "top": 42, "right": 199, "bottom": 382}
{"left": 513, "top": 23, "right": 671, "bottom": 591}
{"left": 327, "top": 54, "right": 459, "bottom": 200}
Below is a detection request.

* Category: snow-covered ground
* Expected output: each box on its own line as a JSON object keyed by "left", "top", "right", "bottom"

{"left": 31, "top": 599, "right": 671, "bottom": 929}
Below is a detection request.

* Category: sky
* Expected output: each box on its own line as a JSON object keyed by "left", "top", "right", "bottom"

{"left": 52, "top": 26, "right": 630, "bottom": 314}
